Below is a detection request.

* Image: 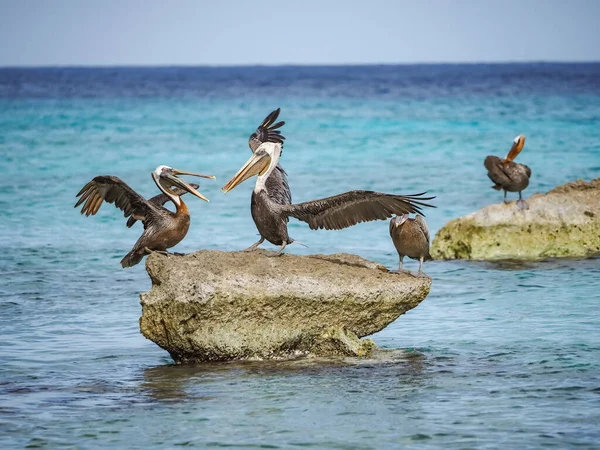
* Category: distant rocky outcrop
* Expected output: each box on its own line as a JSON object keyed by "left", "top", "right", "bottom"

{"left": 431, "top": 177, "right": 600, "bottom": 261}
{"left": 139, "top": 250, "right": 431, "bottom": 363}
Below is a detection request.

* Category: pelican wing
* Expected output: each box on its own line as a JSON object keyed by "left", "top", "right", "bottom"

{"left": 484, "top": 155, "right": 512, "bottom": 187}
{"left": 249, "top": 108, "right": 286, "bottom": 152}
{"left": 415, "top": 215, "right": 430, "bottom": 244}
{"left": 125, "top": 183, "right": 199, "bottom": 228}
{"left": 285, "top": 191, "right": 436, "bottom": 231}
{"left": 484, "top": 155, "right": 531, "bottom": 187}
{"left": 75, "top": 175, "right": 153, "bottom": 223}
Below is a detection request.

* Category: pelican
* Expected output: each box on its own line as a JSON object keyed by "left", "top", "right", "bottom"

{"left": 389, "top": 214, "right": 432, "bottom": 277}
{"left": 484, "top": 134, "right": 531, "bottom": 209}
{"left": 222, "top": 141, "right": 436, "bottom": 255}
{"left": 242, "top": 108, "right": 292, "bottom": 251}
{"left": 75, "top": 166, "right": 215, "bottom": 267}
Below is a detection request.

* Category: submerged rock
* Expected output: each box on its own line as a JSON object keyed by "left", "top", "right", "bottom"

{"left": 431, "top": 177, "right": 600, "bottom": 261}
{"left": 139, "top": 250, "right": 431, "bottom": 363}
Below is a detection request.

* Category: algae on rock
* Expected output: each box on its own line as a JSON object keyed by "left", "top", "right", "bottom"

{"left": 139, "top": 250, "right": 431, "bottom": 363}
{"left": 431, "top": 178, "right": 600, "bottom": 261}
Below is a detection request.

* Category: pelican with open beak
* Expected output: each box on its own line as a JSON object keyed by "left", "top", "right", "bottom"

{"left": 75, "top": 165, "right": 215, "bottom": 267}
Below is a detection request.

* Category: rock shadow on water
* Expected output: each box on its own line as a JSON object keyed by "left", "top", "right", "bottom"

{"left": 140, "top": 349, "right": 428, "bottom": 404}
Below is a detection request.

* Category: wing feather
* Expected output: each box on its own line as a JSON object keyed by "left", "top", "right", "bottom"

{"left": 75, "top": 175, "right": 153, "bottom": 224}
{"left": 415, "top": 215, "right": 430, "bottom": 245}
{"left": 285, "top": 191, "right": 436, "bottom": 231}
{"left": 249, "top": 108, "right": 286, "bottom": 153}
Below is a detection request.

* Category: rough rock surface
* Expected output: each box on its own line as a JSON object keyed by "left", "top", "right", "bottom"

{"left": 139, "top": 250, "right": 431, "bottom": 363}
{"left": 431, "top": 177, "right": 600, "bottom": 260}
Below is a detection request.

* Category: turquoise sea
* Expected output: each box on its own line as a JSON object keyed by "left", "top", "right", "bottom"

{"left": 1, "top": 64, "right": 599, "bottom": 448}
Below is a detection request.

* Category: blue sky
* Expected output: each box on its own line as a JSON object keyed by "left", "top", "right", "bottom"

{"left": 0, "top": 0, "right": 598, "bottom": 66}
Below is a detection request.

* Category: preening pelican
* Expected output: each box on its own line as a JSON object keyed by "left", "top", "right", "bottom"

{"left": 484, "top": 134, "right": 531, "bottom": 209}
{"left": 75, "top": 166, "right": 215, "bottom": 267}
{"left": 223, "top": 142, "right": 436, "bottom": 255}
{"left": 389, "top": 214, "right": 432, "bottom": 277}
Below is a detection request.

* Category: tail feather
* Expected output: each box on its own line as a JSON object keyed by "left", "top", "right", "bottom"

{"left": 120, "top": 248, "right": 146, "bottom": 268}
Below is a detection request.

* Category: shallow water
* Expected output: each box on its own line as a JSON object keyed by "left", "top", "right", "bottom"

{"left": 1, "top": 64, "right": 600, "bottom": 448}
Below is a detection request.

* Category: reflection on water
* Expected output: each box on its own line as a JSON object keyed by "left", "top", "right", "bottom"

{"left": 141, "top": 350, "right": 428, "bottom": 404}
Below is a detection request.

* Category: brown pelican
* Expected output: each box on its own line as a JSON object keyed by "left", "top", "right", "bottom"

{"left": 484, "top": 134, "right": 531, "bottom": 209}
{"left": 389, "top": 214, "right": 432, "bottom": 277}
{"left": 222, "top": 141, "right": 435, "bottom": 255}
{"left": 75, "top": 166, "right": 215, "bottom": 267}
{"left": 244, "top": 108, "right": 292, "bottom": 251}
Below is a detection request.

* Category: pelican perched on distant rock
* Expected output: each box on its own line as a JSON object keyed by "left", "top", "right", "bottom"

{"left": 75, "top": 166, "right": 215, "bottom": 267}
{"left": 389, "top": 214, "right": 432, "bottom": 277}
{"left": 222, "top": 141, "right": 436, "bottom": 255}
{"left": 484, "top": 134, "right": 531, "bottom": 209}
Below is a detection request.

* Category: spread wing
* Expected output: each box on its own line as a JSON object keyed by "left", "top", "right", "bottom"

{"left": 75, "top": 175, "right": 154, "bottom": 224}
{"left": 285, "top": 191, "right": 436, "bottom": 231}
{"left": 249, "top": 108, "right": 286, "bottom": 153}
{"left": 415, "top": 215, "right": 430, "bottom": 244}
{"left": 125, "top": 183, "right": 199, "bottom": 228}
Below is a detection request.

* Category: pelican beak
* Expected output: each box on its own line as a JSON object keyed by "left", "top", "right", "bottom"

{"left": 505, "top": 134, "right": 526, "bottom": 164}
{"left": 164, "top": 172, "right": 212, "bottom": 203}
{"left": 395, "top": 214, "right": 409, "bottom": 227}
{"left": 222, "top": 151, "right": 271, "bottom": 193}
{"left": 171, "top": 169, "right": 216, "bottom": 180}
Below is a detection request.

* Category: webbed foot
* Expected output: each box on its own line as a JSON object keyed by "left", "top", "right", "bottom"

{"left": 516, "top": 199, "right": 529, "bottom": 210}
{"left": 145, "top": 247, "right": 169, "bottom": 256}
{"left": 267, "top": 243, "right": 287, "bottom": 257}
{"left": 414, "top": 271, "right": 432, "bottom": 279}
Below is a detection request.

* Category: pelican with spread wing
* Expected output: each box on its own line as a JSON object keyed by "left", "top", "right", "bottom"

{"left": 223, "top": 141, "right": 436, "bottom": 255}
{"left": 75, "top": 166, "right": 215, "bottom": 267}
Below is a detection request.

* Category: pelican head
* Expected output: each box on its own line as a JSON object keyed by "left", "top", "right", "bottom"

{"left": 505, "top": 134, "right": 526, "bottom": 164}
{"left": 392, "top": 214, "right": 409, "bottom": 228}
{"left": 222, "top": 142, "right": 282, "bottom": 193}
{"left": 152, "top": 165, "right": 215, "bottom": 202}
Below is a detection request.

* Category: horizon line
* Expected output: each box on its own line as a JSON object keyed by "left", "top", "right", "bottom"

{"left": 1, "top": 60, "right": 600, "bottom": 70}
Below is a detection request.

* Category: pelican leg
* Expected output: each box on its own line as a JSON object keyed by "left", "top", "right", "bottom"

{"left": 414, "top": 256, "right": 431, "bottom": 278}
{"left": 516, "top": 191, "right": 529, "bottom": 210}
{"left": 243, "top": 237, "right": 265, "bottom": 252}
{"left": 503, "top": 190, "right": 508, "bottom": 204}
{"left": 390, "top": 255, "right": 410, "bottom": 274}
{"left": 267, "top": 242, "right": 287, "bottom": 257}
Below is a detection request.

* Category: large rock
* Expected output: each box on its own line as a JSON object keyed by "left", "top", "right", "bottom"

{"left": 139, "top": 250, "right": 431, "bottom": 363}
{"left": 431, "top": 177, "right": 600, "bottom": 260}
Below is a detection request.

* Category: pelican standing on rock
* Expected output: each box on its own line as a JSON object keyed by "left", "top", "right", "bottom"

{"left": 75, "top": 166, "right": 215, "bottom": 267}
{"left": 484, "top": 134, "right": 531, "bottom": 209}
{"left": 223, "top": 140, "right": 436, "bottom": 255}
{"left": 246, "top": 109, "right": 292, "bottom": 252}
{"left": 389, "top": 214, "right": 432, "bottom": 277}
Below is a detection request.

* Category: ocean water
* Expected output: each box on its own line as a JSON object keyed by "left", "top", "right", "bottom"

{"left": 1, "top": 64, "right": 599, "bottom": 449}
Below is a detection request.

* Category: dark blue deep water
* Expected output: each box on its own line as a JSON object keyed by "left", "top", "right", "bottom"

{"left": 1, "top": 64, "right": 599, "bottom": 448}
